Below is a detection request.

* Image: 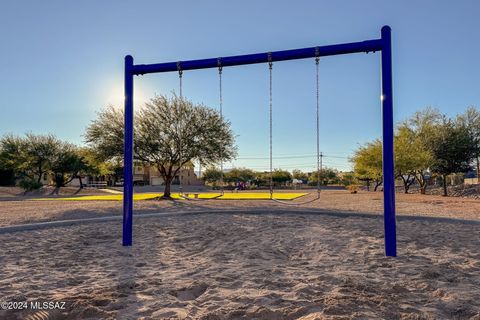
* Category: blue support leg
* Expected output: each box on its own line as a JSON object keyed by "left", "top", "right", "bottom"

{"left": 381, "top": 26, "right": 397, "bottom": 257}
{"left": 123, "top": 55, "right": 134, "bottom": 246}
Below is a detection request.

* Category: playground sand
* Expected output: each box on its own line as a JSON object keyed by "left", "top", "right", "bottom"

{"left": 0, "top": 211, "right": 479, "bottom": 319}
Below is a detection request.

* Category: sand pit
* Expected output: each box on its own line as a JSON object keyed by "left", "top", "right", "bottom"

{"left": 0, "top": 210, "right": 479, "bottom": 319}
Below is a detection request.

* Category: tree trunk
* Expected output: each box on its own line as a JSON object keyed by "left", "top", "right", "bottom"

{"left": 157, "top": 164, "right": 174, "bottom": 198}
{"left": 415, "top": 171, "right": 427, "bottom": 195}
{"left": 37, "top": 168, "right": 43, "bottom": 184}
{"left": 52, "top": 173, "right": 63, "bottom": 196}
{"left": 54, "top": 173, "right": 64, "bottom": 189}
{"left": 420, "top": 184, "right": 426, "bottom": 195}
{"left": 163, "top": 177, "right": 173, "bottom": 198}
{"left": 442, "top": 174, "right": 448, "bottom": 196}
{"left": 477, "top": 157, "right": 480, "bottom": 180}
{"left": 78, "top": 176, "right": 83, "bottom": 189}
{"left": 405, "top": 175, "right": 415, "bottom": 194}
{"left": 400, "top": 176, "right": 409, "bottom": 194}
{"left": 374, "top": 180, "right": 382, "bottom": 192}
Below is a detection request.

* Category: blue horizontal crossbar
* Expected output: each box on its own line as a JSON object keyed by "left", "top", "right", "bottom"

{"left": 130, "top": 39, "right": 383, "bottom": 75}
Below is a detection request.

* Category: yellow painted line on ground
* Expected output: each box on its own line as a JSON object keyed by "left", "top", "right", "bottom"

{"left": 29, "top": 192, "right": 308, "bottom": 201}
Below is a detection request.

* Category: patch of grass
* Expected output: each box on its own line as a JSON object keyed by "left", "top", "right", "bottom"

{"left": 29, "top": 192, "right": 308, "bottom": 201}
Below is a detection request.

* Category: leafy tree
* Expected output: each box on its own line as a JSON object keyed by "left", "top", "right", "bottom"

{"left": 17, "top": 178, "right": 43, "bottom": 192}
{"left": 251, "top": 170, "right": 291, "bottom": 187}
{"left": 83, "top": 105, "right": 124, "bottom": 163}
{"left": 201, "top": 167, "right": 222, "bottom": 186}
{"left": 457, "top": 106, "right": 480, "bottom": 176}
{"left": 253, "top": 172, "right": 269, "bottom": 187}
{"left": 0, "top": 133, "right": 61, "bottom": 184}
{"left": 308, "top": 167, "right": 339, "bottom": 186}
{"left": 0, "top": 133, "right": 92, "bottom": 192}
{"left": 292, "top": 169, "right": 308, "bottom": 181}
{"left": 394, "top": 126, "right": 419, "bottom": 193}
{"left": 225, "top": 168, "right": 255, "bottom": 183}
{"left": 271, "top": 169, "right": 292, "bottom": 186}
{"left": 85, "top": 94, "right": 237, "bottom": 197}
{"left": 339, "top": 172, "right": 356, "bottom": 186}
{"left": 351, "top": 139, "right": 383, "bottom": 191}
{"left": 0, "top": 148, "right": 15, "bottom": 186}
{"left": 24, "top": 134, "right": 64, "bottom": 184}
{"left": 50, "top": 143, "right": 91, "bottom": 192}
{"left": 430, "top": 118, "right": 477, "bottom": 196}
{"left": 104, "top": 159, "right": 124, "bottom": 186}
{"left": 77, "top": 148, "right": 113, "bottom": 178}
{"left": 404, "top": 107, "right": 442, "bottom": 194}
{"left": 74, "top": 148, "right": 126, "bottom": 187}
{"left": 0, "top": 135, "right": 23, "bottom": 175}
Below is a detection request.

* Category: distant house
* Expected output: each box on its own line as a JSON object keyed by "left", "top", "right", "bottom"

{"left": 67, "top": 164, "right": 203, "bottom": 188}
{"left": 142, "top": 165, "right": 203, "bottom": 186}
{"left": 292, "top": 178, "right": 304, "bottom": 185}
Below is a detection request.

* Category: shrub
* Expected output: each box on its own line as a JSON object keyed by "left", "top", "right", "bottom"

{"left": 18, "top": 179, "right": 43, "bottom": 191}
{"left": 347, "top": 184, "right": 359, "bottom": 194}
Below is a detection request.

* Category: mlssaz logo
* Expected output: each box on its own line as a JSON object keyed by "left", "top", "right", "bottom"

{"left": 30, "top": 301, "right": 66, "bottom": 310}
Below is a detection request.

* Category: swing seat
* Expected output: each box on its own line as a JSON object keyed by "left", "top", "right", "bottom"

{"left": 182, "top": 193, "right": 199, "bottom": 198}
{"left": 179, "top": 193, "right": 223, "bottom": 201}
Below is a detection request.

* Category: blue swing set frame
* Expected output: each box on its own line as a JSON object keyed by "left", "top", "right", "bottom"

{"left": 123, "top": 26, "right": 397, "bottom": 257}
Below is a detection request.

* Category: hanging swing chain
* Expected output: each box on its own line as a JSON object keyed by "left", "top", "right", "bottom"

{"left": 315, "top": 47, "right": 321, "bottom": 197}
{"left": 177, "top": 61, "right": 183, "bottom": 99}
{"left": 217, "top": 58, "right": 224, "bottom": 195}
{"left": 177, "top": 61, "right": 183, "bottom": 193}
{"left": 268, "top": 52, "right": 273, "bottom": 199}
{"left": 217, "top": 58, "right": 223, "bottom": 116}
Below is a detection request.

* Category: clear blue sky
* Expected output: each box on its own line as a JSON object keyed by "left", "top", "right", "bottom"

{"left": 1, "top": 1, "right": 479, "bottom": 172}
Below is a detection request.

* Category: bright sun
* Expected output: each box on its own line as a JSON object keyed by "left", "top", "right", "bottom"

{"left": 105, "top": 83, "right": 150, "bottom": 107}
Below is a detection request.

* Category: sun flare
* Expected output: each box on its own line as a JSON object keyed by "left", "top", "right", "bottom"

{"left": 105, "top": 83, "right": 151, "bottom": 108}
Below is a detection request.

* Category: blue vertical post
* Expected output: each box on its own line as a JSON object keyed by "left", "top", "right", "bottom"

{"left": 123, "top": 55, "right": 134, "bottom": 246}
{"left": 380, "top": 26, "right": 397, "bottom": 257}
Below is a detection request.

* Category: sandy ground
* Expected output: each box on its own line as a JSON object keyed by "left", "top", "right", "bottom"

{"left": 0, "top": 190, "right": 479, "bottom": 319}
{"left": 0, "top": 211, "right": 479, "bottom": 319}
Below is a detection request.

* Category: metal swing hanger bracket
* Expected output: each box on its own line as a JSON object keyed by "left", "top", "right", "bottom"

{"left": 176, "top": 61, "right": 183, "bottom": 76}
{"left": 217, "top": 57, "right": 223, "bottom": 73}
